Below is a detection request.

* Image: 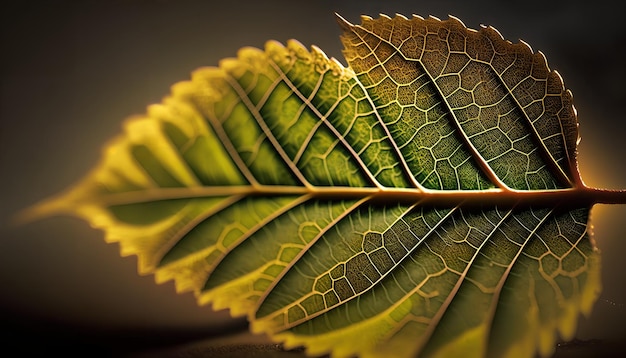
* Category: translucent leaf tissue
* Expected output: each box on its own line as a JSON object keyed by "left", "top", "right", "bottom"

{"left": 24, "top": 13, "right": 626, "bottom": 358}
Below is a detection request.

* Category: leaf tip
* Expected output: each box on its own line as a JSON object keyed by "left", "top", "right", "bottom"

{"left": 286, "top": 39, "right": 309, "bottom": 58}
{"left": 447, "top": 14, "right": 467, "bottom": 28}
{"left": 483, "top": 24, "right": 505, "bottom": 41}
{"left": 334, "top": 12, "right": 353, "bottom": 31}
{"left": 552, "top": 70, "right": 566, "bottom": 91}
{"left": 428, "top": 14, "right": 442, "bottom": 22}
{"left": 10, "top": 194, "right": 73, "bottom": 227}
{"left": 394, "top": 13, "right": 409, "bottom": 20}
{"left": 310, "top": 44, "right": 327, "bottom": 59}
{"left": 264, "top": 39, "right": 285, "bottom": 51}
{"left": 519, "top": 38, "right": 534, "bottom": 53}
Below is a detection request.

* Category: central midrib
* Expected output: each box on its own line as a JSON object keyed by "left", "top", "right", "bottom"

{"left": 98, "top": 185, "right": 622, "bottom": 207}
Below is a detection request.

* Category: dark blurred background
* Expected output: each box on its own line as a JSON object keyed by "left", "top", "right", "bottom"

{"left": 1, "top": 0, "right": 625, "bottom": 356}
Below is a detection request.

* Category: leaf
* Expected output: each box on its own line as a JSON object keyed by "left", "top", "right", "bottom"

{"left": 24, "top": 13, "right": 626, "bottom": 358}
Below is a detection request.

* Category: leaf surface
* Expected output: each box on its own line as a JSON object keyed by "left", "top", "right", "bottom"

{"left": 30, "top": 13, "right": 609, "bottom": 358}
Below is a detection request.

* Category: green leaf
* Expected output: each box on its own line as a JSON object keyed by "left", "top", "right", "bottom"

{"left": 24, "top": 13, "right": 626, "bottom": 358}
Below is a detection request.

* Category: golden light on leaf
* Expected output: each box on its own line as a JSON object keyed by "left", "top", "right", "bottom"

{"left": 21, "top": 13, "right": 626, "bottom": 358}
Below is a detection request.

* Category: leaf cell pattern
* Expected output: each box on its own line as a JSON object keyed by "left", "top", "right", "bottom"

{"left": 36, "top": 14, "right": 600, "bottom": 358}
{"left": 340, "top": 15, "right": 578, "bottom": 190}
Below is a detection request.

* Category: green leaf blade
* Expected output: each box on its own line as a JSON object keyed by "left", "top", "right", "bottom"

{"left": 26, "top": 12, "right": 609, "bottom": 358}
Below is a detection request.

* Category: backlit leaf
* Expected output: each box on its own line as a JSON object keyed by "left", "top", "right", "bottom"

{"left": 26, "top": 13, "right": 626, "bottom": 358}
